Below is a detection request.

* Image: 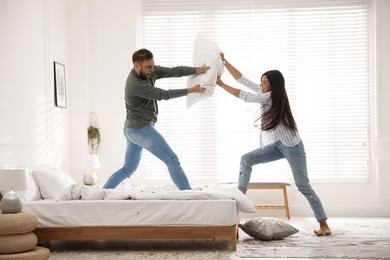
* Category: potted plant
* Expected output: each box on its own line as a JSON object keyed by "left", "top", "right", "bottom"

{"left": 87, "top": 125, "right": 101, "bottom": 154}
{"left": 87, "top": 112, "right": 101, "bottom": 154}
{"left": 83, "top": 112, "right": 101, "bottom": 185}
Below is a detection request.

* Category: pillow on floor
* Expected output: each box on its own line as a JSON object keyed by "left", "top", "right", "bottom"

{"left": 239, "top": 217, "right": 299, "bottom": 240}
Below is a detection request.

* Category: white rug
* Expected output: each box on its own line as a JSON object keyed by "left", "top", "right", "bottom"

{"left": 39, "top": 217, "right": 390, "bottom": 259}
{"left": 237, "top": 217, "right": 390, "bottom": 259}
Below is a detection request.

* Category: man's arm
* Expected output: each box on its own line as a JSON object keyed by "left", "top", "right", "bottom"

{"left": 187, "top": 84, "right": 205, "bottom": 94}
{"left": 154, "top": 65, "right": 196, "bottom": 79}
{"left": 132, "top": 74, "right": 204, "bottom": 100}
{"left": 155, "top": 65, "right": 208, "bottom": 79}
{"left": 196, "top": 66, "right": 209, "bottom": 74}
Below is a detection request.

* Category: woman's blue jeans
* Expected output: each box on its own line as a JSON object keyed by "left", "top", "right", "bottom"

{"left": 103, "top": 125, "right": 191, "bottom": 190}
{"left": 238, "top": 140, "right": 327, "bottom": 222}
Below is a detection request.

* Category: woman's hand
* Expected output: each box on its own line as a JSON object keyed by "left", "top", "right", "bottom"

{"left": 219, "top": 52, "right": 242, "bottom": 80}
{"left": 187, "top": 84, "right": 206, "bottom": 94}
{"left": 215, "top": 76, "right": 241, "bottom": 98}
{"left": 216, "top": 77, "right": 224, "bottom": 86}
{"left": 220, "top": 52, "right": 225, "bottom": 62}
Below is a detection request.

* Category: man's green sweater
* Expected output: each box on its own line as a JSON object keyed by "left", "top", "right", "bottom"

{"left": 124, "top": 65, "right": 197, "bottom": 129}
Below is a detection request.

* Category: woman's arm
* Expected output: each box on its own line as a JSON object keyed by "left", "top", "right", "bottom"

{"left": 216, "top": 78, "right": 241, "bottom": 98}
{"left": 220, "top": 53, "right": 241, "bottom": 80}
{"left": 217, "top": 77, "right": 271, "bottom": 104}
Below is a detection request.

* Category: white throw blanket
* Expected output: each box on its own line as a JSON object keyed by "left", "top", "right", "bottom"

{"left": 56, "top": 184, "right": 132, "bottom": 201}
{"left": 56, "top": 184, "right": 256, "bottom": 213}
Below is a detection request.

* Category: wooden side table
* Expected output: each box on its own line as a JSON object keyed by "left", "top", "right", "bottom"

{"left": 248, "top": 181, "right": 291, "bottom": 220}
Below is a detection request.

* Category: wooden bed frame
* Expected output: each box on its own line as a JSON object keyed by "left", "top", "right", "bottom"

{"left": 33, "top": 225, "right": 238, "bottom": 251}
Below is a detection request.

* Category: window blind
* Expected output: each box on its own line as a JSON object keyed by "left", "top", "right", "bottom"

{"left": 139, "top": 0, "right": 371, "bottom": 184}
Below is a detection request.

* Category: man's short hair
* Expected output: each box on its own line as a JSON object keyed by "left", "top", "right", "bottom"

{"left": 132, "top": 48, "right": 153, "bottom": 64}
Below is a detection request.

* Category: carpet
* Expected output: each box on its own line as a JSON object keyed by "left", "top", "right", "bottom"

{"left": 237, "top": 217, "right": 390, "bottom": 259}
{"left": 38, "top": 218, "right": 390, "bottom": 259}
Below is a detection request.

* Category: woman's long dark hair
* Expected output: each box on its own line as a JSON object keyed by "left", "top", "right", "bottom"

{"left": 260, "top": 70, "right": 297, "bottom": 134}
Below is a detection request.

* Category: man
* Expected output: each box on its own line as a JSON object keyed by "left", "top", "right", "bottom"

{"left": 103, "top": 48, "right": 208, "bottom": 190}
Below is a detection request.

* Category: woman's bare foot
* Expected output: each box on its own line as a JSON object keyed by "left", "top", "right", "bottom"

{"left": 314, "top": 220, "right": 332, "bottom": 236}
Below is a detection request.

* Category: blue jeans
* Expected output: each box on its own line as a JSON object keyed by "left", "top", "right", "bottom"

{"left": 103, "top": 125, "right": 191, "bottom": 190}
{"left": 238, "top": 140, "right": 327, "bottom": 222}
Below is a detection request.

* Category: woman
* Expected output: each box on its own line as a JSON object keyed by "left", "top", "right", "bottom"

{"left": 217, "top": 53, "right": 332, "bottom": 236}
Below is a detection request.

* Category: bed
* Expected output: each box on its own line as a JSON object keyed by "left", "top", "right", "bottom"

{"left": 24, "top": 198, "right": 240, "bottom": 250}
{"left": 17, "top": 166, "right": 255, "bottom": 251}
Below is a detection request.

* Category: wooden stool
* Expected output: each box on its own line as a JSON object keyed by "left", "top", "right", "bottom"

{"left": 248, "top": 181, "right": 291, "bottom": 220}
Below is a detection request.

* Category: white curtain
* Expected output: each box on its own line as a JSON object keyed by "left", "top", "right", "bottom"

{"left": 138, "top": 0, "right": 371, "bottom": 184}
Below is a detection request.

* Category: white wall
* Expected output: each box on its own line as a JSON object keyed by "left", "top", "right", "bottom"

{"left": 67, "top": 0, "right": 390, "bottom": 217}
{"left": 1, "top": 0, "right": 389, "bottom": 217}
{"left": 67, "top": 0, "right": 138, "bottom": 184}
{"left": 0, "top": 0, "right": 69, "bottom": 170}
{"left": 374, "top": 0, "right": 390, "bottom": 202}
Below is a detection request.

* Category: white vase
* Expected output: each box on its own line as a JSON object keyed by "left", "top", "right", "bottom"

{"left": 0, "top": 191, "right": 23, "bottom": 214}
{"left": 83, "top": 170, "right": 98, "bottom": 186}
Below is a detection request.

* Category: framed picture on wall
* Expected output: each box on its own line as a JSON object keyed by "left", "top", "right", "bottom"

{"left": 54, "top": 61, "right": 67, "bottom": 108}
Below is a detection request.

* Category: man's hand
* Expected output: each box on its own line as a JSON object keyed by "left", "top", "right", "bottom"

{"left": 187, "top": 84, "right": 206, "bottom": 94}
{"left": 196, "top": 66, "right": 210, "bottom": 74}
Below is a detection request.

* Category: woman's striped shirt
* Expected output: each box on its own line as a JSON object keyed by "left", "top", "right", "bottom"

{"left": 237, "top": 75, "right": 300, "bottom": 147}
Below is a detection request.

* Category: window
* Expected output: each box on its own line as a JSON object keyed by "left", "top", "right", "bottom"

{"left": 138, "top": 0, "right": 371, "bottom": 184}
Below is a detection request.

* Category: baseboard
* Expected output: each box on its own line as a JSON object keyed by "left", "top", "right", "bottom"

{"left": 240, "top": 205, "right": 390, "bottom": 219}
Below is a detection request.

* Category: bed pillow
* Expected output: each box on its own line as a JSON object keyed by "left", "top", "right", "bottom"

{"left": 33, "top": 165, "right": 76, "bottom": 200}
{"left": 186, "top": 59, "right": 217, "bottom": 108}
{"left": 18, "top": 168, "right": 41, "bottom": 201}
{"left": 239, "top": 217, "right": 299, "bottom": 240}
{"left": 187, "top": 33, "right": 224, "bottom": 108}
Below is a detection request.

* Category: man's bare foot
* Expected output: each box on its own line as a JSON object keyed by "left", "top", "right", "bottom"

{"left": 314, "top": 220, "right": 332, "bottom": 236}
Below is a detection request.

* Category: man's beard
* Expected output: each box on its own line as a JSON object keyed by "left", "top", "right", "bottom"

{"left": 139, "top": 71, "right": 150, "bottom": 80}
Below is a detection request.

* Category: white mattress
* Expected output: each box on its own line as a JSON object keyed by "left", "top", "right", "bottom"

{"left": 23, "top": 199, "right": 238, "bottom": 228}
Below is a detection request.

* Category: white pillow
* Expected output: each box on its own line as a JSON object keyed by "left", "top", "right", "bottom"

{"left": 33, "top": 165, "right": 76, "bottom": 200}
{"left": 192, "top": 33, "right": 224, "bottom": 77}
{"left": 186, "top": 59, "right": 217, "bottom": 108}
{"left": 239, "top": 217, "right": 299, "bottom": 240}
{"left": 18, "top": 168, "right": 41, "bottom": 201}
{"left": 187, "top": 34, "right": 224, "bottom": 108}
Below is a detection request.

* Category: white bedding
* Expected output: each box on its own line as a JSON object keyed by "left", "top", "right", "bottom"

{"left": 17, "top": 166, "right": 254, "bottom": 231}
{"left": 54, "top": 184, "right": 256, "bottom": 213}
